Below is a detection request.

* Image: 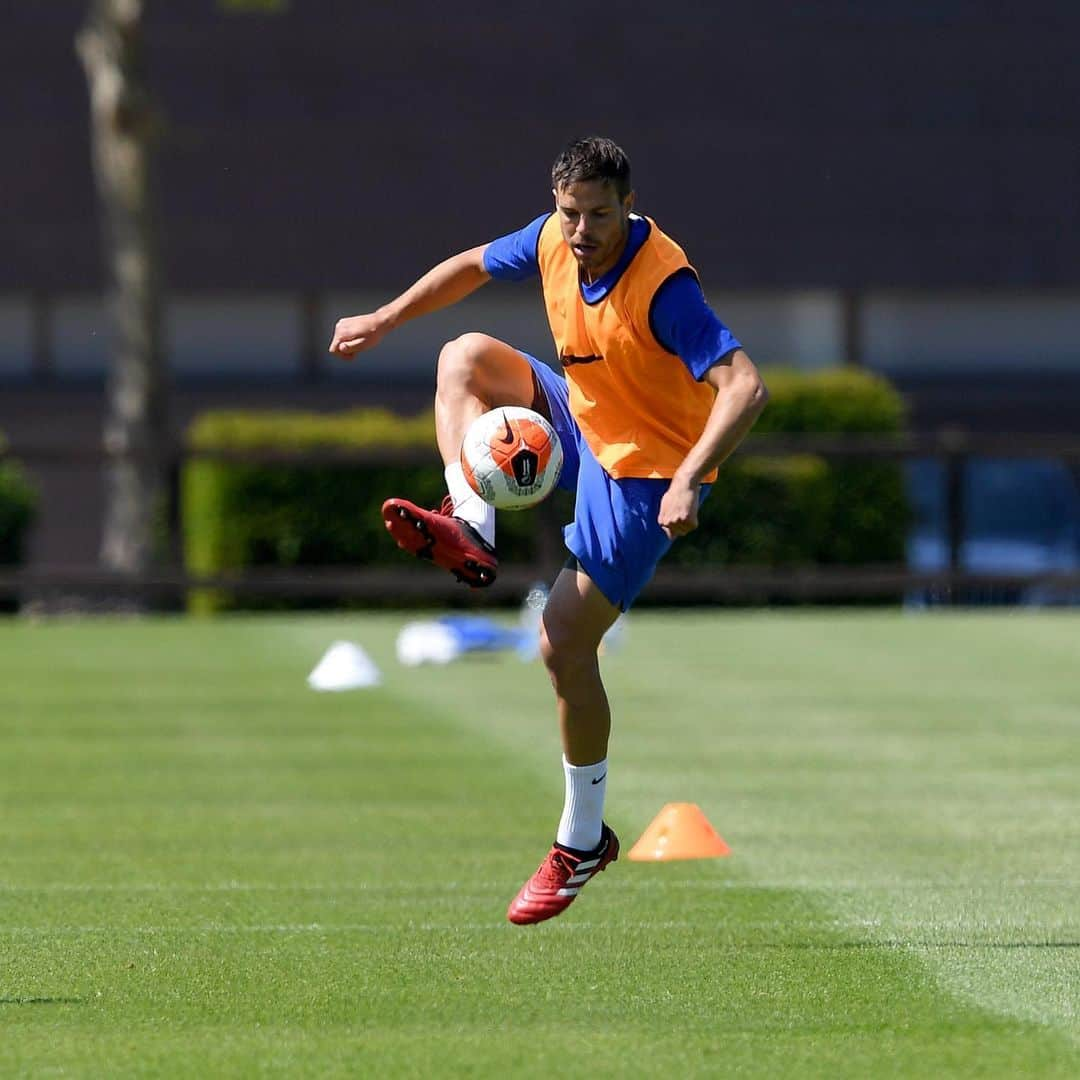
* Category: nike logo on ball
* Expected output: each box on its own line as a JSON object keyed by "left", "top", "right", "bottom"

{"left": 499, "top": 413, "right": 514, "bottom": 443}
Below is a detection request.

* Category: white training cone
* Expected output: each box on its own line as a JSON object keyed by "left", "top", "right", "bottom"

{"left": 307, "top": 641, "right": 382, "bottom": 691}
{"left": 395, "top": 621, "right": 463, "bottom": 667}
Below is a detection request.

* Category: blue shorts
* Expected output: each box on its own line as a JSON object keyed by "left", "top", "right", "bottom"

{"left": 523, "top": 353, "right": 709, "bottom": 612}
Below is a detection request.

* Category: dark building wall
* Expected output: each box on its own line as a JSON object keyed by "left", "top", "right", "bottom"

{"left": 9, "top": 1, "right": 1080, "bottom": 293}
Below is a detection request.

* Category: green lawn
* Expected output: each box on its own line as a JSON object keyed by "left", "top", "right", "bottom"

{"left": 1, "top": 611, "right": 1077, "bottom": 1077}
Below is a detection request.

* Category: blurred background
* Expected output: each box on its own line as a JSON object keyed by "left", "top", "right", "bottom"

{"left": 3, "top": 0, "right": 1079, "bottom": 610}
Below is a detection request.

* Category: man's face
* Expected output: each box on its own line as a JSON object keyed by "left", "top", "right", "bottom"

{"left": 553, "top": 179, "right": 634, "bottom": 280}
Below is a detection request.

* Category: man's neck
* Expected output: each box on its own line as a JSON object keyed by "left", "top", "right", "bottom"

{"left": 581, "top": 226, "right": 630, "bottom": 286}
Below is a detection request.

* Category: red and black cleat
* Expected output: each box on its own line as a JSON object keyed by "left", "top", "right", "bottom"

{"left": 381, "top": 496, "right": 498, "bottom": 589}
{"left": 507, "top": 824, "right": 619, "bottom": 925}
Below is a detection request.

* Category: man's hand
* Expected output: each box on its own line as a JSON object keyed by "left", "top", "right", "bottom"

{"left": 658, "top": 349, "right": 768, "bottom": 540}
{"left": 328, "top": 310, "right": 393, "bottom": 359}
{"left": 658, "top": 474, "right": 702, "bottom": 540}
{"left": 328, "top": 247, "right": 492, "bottom": 360}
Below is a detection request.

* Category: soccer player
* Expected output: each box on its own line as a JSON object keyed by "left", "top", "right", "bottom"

{"left": 329, "top": 137, "right": 768, "bottom": 924}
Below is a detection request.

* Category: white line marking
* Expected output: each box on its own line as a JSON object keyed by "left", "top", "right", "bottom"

{"left": 0, "top": 877, "right": 1074, "bottom": 893}
{"left": 0, "top": 921, "right": 698, "bottom": 935}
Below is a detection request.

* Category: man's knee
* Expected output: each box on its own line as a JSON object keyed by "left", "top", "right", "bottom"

{"left": 437, "top": 333, "right": 492, "bottom": 396}
{"left": 539, "top": 616, "right": 600, "bottom": 688}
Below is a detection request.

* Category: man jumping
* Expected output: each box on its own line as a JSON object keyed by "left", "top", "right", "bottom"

{"left": 330, "top": 136, "right": 768, "bottom": 924}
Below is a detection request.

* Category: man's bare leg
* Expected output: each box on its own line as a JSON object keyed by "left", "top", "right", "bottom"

{"left": 433, "top": 332, "right": 541, "bottom": 464}
{"left": 541, "top": 566, "right": 620, "bottom": 850}
{"left": 507, "top": 567, "right": 622, "bottom": 924}
{"left": 383, "top": 332, "right": 540, "bottom": 587}
{"left": 540, "top": 566, "right": 620, "bottom": 767}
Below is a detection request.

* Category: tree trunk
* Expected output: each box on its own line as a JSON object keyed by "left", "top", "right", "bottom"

{"left": 77, "top": 0, "right": 169, "bottom": 587}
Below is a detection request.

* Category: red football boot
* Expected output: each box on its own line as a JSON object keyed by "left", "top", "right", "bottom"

{"left": 507, "top": 824, "right": 619, "bottom": 925}
{"left": 382, "top": 496, "right": 498, "bottom": 588}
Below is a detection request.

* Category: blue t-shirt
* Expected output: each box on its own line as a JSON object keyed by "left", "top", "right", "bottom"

{"left": 482, "top": 213, "right": 742, "bottom": 381}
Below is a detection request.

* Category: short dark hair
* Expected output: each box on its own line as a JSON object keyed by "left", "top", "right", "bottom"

{"left": 551, "top": 136, "right": 632, "bottom": 200}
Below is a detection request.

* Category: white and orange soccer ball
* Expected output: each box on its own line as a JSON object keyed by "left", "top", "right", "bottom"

{"left": 460, "top": 406, "right": 563, "bottom": 510}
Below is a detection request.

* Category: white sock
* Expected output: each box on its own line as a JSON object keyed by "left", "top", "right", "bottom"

{"left": 556, "top": 755, "right": 607, "bottom": 851}
{"left": 444, "top": 462, "right": 495, "bottom": 547}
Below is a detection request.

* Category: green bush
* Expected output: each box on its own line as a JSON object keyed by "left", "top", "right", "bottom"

{"left": 183, "top": 408, "right": 557, "bottom": 612}
{"left": 753, "top": 368, "right": 906, "bottom": 435}
{"left": 669, "top": 455, "right": 835, "bottom": 568}
{"left": 0, "top": 438, "right": 37, "bottom": 565}
{"left": 182, "top": 369, "right": 909, "bottom": 610}
{"left": 669, "top": 368, "right": 909, "bottom": 570}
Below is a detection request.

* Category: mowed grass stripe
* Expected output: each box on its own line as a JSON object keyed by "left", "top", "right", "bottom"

{"left": 351, "top": 612, "right": 1079, "bottom": 1055}
{"left": 278, "top": 613, "right": 1080, "bottom": 1067}
{"left": 596, "top": 612, "right": 1080, "bottom": 1042}
{"left": 0, "top": 613, "right": 1076, "bottom": 1078}
{"left": 1, "top": 923, "right": 1075, "bottom": 1078}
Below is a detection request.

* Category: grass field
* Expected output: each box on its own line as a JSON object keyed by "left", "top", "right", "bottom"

{"left": 1, "top": 610, "right": 1078, "bottom": 1077}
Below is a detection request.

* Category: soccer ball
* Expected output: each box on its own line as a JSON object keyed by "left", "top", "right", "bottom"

{"left": 460, "top": 406, "right": 563, "bottom": 511}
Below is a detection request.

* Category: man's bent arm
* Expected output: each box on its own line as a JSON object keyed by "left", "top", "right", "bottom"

{"left": 329, "top": 244, "right": 491, "bottom": 357}
{"left": 657, "top": 349, "right": 768, "bottom": 538}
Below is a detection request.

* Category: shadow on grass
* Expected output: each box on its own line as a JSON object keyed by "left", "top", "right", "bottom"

{"left": 718, "top": 940, "right": 1080, "bottom": 950}
{"left": 0, "top": 997, "right": 84, "bottom": 1005}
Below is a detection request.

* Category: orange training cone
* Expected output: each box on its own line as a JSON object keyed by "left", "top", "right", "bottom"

{"left": 627, "top": 802, "right": 732, "bottom": 861}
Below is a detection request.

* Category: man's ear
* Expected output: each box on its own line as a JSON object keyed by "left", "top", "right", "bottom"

{"left": 623, "top": 189, "right": 636, "bottom": 214}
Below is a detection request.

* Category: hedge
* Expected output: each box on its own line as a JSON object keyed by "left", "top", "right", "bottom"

{"left": 182, "top": 369, "right": 908, "bottom": 610}
{"left": 0, "top": 433, "right": 38, "bottom": 597}
{"left": 183, "top": 408, "right": 568, "bottom": 612}
{"left": 670, "top": 368, "right": 910, "bottom": 569}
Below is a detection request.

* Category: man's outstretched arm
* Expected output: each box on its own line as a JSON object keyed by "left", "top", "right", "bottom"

{"left": 329, "top": 244, "right": 491, "bottom": 358}
{"left": 657, "top": 349, "right": 769, "bottom": 539}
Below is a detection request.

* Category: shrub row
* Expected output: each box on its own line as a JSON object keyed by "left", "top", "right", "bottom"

{"left": 672, "top": 368, "right": 909, "bottom": 569}
{"left": 183, "top": 408, "right": 564, "bottom": 612}
{"left": 0, "top": 432, "right": 37, "bottom": 567}
{"left": 182, "top": 369, "right": 909, "bottom": 610}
